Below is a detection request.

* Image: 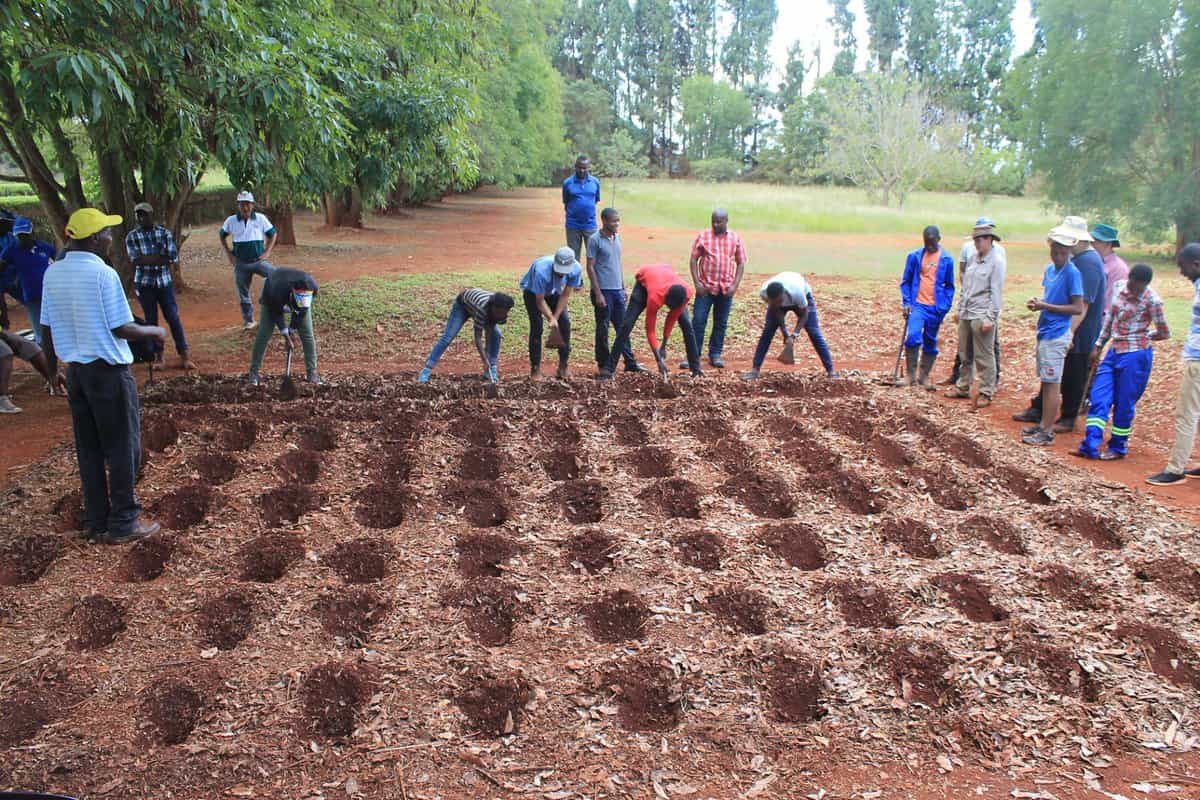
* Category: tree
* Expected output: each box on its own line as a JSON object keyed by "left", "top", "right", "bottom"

{"left": 829, "top": 0, "right": 858, "bottom": 76}
{"left": 720, "top": 0, "right": 777, "bottom": 154}
{"left": 776, "top": 41, "right": 806, "bottom": 112}
{"left": 594, "top": 129, "right": 650, "bottom": 178}
{"left": 864, "top": 0, "right": 909, "bottom": 70}
{"left": 777, "top": 88, "right": 832, "bottom": 181}
{"left": 822, "top": 72, "right": 966, "bottom": 207}
{"left": 903, "top": 0, "right": 951, "bottom": 81}
{"left": 953, "top": 0, "right": 1015, "bottom": 145}
{"left": 1007, "top": 0, "right": 1200, "bottom": 247}
{"left": 679, "top": 74, "right": 754, "bottom": 160}
{"left": 629, "top": 0, "right": 678, "bottom": 165}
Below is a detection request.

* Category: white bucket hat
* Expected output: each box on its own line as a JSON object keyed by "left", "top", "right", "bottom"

{"left": 1055, "top": 215, "right": 1092, "bottom": 242}
{"left": 1047, "top": 227, "right": 1079, "bottom": 247}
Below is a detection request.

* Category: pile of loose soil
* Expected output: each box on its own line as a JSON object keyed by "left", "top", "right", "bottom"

{"left": 444, "top": 481, "right": 510, "bottom": 527}
{"left": 52, "top": 490, "right": 85, "bottom": 534}
{"left": 238, "top": 533, "right": 305, "bottom": 582}
{"left": 911, "top": 468, "right": 970, "bottom": 511}
{"left": 1037, "top": 564, "right": 1103, "bottom": 610}
{"left": 607, "top": 412, "right": 649, "bottom": 446}
{"left": 455, "top": 675, "right": 533, "bottom": 736}
{"left": 867, "top": 434, "right": 914, "bottom": 467}
{"left": 541, "top": 424, "right": 581, "bottom": 449}
{"left": 996, "top": 465, "right": 1053, "bottom": 505}
{"left": 541, "top": 447, "right": 584, "bottom": 481}
{"left": 760, "top": 523, "right": 828, "bottom": 570}
{"left": 559, "top": 479, "right": 606, "bottom": 523}
{"left": 316, "top": 588, "right": 391, "bottom": 642}
{"left": 564, "top": 529, "right": 619, "bottom": 574}
{"left": 277, "top": 449, "right": 323, "bottom": 484}
{"left": 938, "top": 431, "right": 992, "bottom": 468}
{"left": 353, "top": 483, "right": 410, "bottom": 529}
{"left": 217, "top": 419, "right": 258, "bottom": 451}
{"left": 581, "top": 588, "right": 649, "bottom": 642}
{"left": 705, "top": 587, "right": 769, "bottom": 634}
{"left": 834, "top": 580, "right": 900, "bottom": 629}
{"left": 1134, "top": 557, "right": 1200, "bottom": 601}
{"left": 638, "top": 478, "right": 703, "bottom": 519}
{"left": 959, "top": 515, "right": 1027, "bottom": 556}
{"left": 880, "top": 518, "right": 941, "bottom": 559}
{"left": 373, "top": 448, "right": 414, "bottom": 483}
{"left": 600, "top": 657, "right": 684, "bottom": 731}
{"left": 190, "top": 453, "right": 239, "bottom": 484}
{"left": 325, "top": 538, "right": 394, "bottom": 583}
{"left": 765, "top": 652, "right": 823, "bottom": 723}
{"left": 301, "top": 661, "right": 377, "bottom": 737}
{"left": 452, "top": 414, "right": 498, "bottom": 448}
{"left": 713, "top": 435, "right": 757, "bottom": 473}
{"left": 119, "top": 536, "right": 176, "bottom": 582}
{"left": 258, "top": 485, "right": 322, "bottom": 527}
{"left": 0, "top": 690, "right": 52, "bottom": 746}
{"left": 887, "top": 638, "right": 957, "bottom": 707}
{"left": 68, "top": 594, "right": 126, "bottom": 650}
{"left": 808, "top": 469, "right": 885, "bottom": 515}
{"left": 456, "top": 532, "right": 521, "bottom": 578}
{"left": 140, "top": 681, "right": 204, "bottom": 745}
{"left": 1115, "top": 623, "right": 1200, "bottom": 689}
{"left": 445, "top": 579, "right": 522, "bottom": 646}
{"left": 819, "top": 400, "right": 874, "bottom": 443}
{"left": 719, "top": 471, "right": 796, "bottom": 518}
{"left": 153, "top": 484, "right": 213, "bottom": 530}
{"left": 142, "top": 415, "right": 180, "bottom": 452}
{"left": 460, "top": 447, "right": 505, "bottom": 481}
{"left": 197, "top": 590, "right": 255, "bottom": 650}
{"left": 0, "top": 534, "right": 63, "bottom": 586}
{"left": 673, "top": 529, "right": 726, "bottom": 571}
{"left": 1049, "top": 509, "right": 1124, "bottom": 550}
{"left": 1014, "top": 641, "right": 1100, "bottom": 701}
{"left": 931, "top": 573, "right": 1008, "bottom": 622}
{"left": 627, "top": 446, "right": 674, "bottom": 478}
{"left": 297, "top": 422, "right": 338, "bottom": 452}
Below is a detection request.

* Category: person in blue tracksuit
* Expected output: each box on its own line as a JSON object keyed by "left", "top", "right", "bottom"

{"left": 1076, "top": 263, "right": 1170, "bottom": 460}
{"left": 898, "top": 226, "right": 955, "bottom": 388}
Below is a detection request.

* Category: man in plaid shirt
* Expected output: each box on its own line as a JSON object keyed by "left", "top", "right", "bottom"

{"left": 1076, "top": 263, "right": 1169, "bottom": 460}
{"left": 684, "top": 208, "right": 746, "bottom": 369}
{"left": 125, "top": 202, "right": 194, "bottom": 369}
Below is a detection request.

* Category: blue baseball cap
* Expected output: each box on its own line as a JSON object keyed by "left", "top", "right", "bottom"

{"left": 12, "top": 217, "right": 33, "bottom": 235}
{"left": 974, "top": 216, "right": 996, "bottom": 228}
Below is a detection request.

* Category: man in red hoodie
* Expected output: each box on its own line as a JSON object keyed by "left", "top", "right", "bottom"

{"left": 597, "top": 264, "right": 701, "bottom": 381}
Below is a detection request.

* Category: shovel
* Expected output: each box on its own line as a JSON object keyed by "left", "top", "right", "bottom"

{"left": 280, "top": 330, "right": 298, "bottom": 400}
{"left": 777, "top": 337, "right": 796, "bottom": 365}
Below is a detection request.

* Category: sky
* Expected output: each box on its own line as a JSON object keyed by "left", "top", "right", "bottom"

{"left": 768, "top": 0, "right": 1036, "bottom": 84}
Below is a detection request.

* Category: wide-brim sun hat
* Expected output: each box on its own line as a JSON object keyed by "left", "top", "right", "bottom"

{"left": 236, "top": 190, "right": 255, "bottom": 203}
{"left": 1058, "top": 215, "right": 1093, "bottom": 242}
{"left": 972, "top": 225, "right": 1001, "bottom": 242}
{"left": 1047, "top": 226, "right": 1079, "bottom": 247}
{"left": 1091, "top": 223, "right": 1120, "bottom": 247}
{"left": 552, "top": 246, "right": 579, "bottom": 275}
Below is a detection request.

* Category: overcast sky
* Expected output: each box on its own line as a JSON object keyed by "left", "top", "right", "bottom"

{"left": 768, "top": 0, "right": 1036, "bottom": 84}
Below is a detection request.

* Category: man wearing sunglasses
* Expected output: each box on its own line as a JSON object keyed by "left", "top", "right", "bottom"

{"left": 245, "top": 267, "right": 320, "bottom": 386}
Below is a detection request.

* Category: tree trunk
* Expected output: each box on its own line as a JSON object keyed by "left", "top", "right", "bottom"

{"left": 272, "top": 201, "right": 297, "bottom": 245}
{"left": 164, "top": 178, "right": 198, "bottom": 289}
{"left": 322, "top": 186, "right": 363, "bottom": 228}
{"left": 91, "top": 129, "right": 136, "bottom": 283}
{"left": 1176, "top": 214, "right": 1200, "bottom": 254}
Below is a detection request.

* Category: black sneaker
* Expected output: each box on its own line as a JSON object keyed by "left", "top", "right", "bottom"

{"left": 101, "top": 519, "right": 160, "bottom": 544}
{"left": 624, "top": 362, "right": 650, "bottom": 374}
{"left": 1012, "top": 408, "right": 1040, "bottom": 423}
{"left": 709, "top": 356, "right": 726, "bottom": 369}
{"left": 1185, "top": 468, "right": 1200, "bottom": 479}
{"left": 1146, "top": 471, "right": 1186, "bottom": 486}
{"left": 1022, "top": 428, "right": 1055, "bottom": 446}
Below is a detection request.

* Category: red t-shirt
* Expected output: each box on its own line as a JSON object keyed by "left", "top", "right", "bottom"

{"left": 636, "top": 264, "right": 693, "bottom": 351}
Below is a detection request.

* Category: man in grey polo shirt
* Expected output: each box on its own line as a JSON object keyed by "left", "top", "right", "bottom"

{"left": 586, "top": 208, "right": 645, "bottom": 373}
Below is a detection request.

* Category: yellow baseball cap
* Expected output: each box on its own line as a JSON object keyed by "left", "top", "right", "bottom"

{"left": 65, "top": 208, "right": 123, "bottom": 240}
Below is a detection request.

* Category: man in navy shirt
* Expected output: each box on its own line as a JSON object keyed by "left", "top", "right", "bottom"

{"left": 0, "top": 217, "right": 56, "bottom": 347}
{"left": 563, "top": 155, "right": 600, "bottom": 262}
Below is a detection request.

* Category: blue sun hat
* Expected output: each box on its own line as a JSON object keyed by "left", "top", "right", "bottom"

{"left": 1090, "top": 223, "right": 1120, "bottom": 247}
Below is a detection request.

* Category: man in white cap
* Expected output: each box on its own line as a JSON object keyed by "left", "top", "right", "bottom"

{"left": 219, "top": 191, "right": 277, "bottom": 330}
{"left": 1013, "top": 216, "right": 1106, "bottom": 433}
{"left": 1019, "top": 225, "right": 1085, "bottom": 446}
{"left": 947, "top": 216, "right": 1004, "bottom": 387}
{"left": 520, "top": 247, "right": 583, "bottom": 379}
{"left": 40, "top": 208, "right": 167, "bottom": 543}
{"left": 125, "top": 202, "right": 194, "bottom": 370}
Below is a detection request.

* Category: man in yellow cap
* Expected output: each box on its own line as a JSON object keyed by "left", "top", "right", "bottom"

{"left": 39, "top": 208, "right": 168, "bottom": 544}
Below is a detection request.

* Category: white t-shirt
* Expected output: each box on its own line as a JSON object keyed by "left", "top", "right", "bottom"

{"left": 759, "top": 272, "right": 810, "bottom": 307}
{"left": 959, "top": 240, "right": 975, "bottom": 268}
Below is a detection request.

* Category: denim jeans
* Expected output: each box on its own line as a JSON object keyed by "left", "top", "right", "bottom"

{"left": 425, "top": 298, "right": 501, "bottom": 370}
{"left": 66, "top": 361, "right": 142, "bottom": 535}
{"left": 604, "top": 283, "right": 700, "bottom": 373}
{"left": 250, "top": 304, "right": 317, "bottom": 375}
{"left": 524, "top": 290, "right": 571, "bottom": 368}
{"left": 234, "top": 259, "right": 274, "bottom": 324}
{"left": 751, "top": 293, "right": 834, "bottom": 372}
{"left": 135, "top": 284, "right": 189, "bottom": 355}
{"left": 691, "top": 291, "right": 734, "bottom": 359}
{"left": 593, "top": 288, "right": 636, "bottom": 368}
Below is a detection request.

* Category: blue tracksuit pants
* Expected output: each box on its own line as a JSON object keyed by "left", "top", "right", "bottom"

{"left": 904, "top": 302, "right": 945, "bottom": 356}
{"left": 1081, "top": 348, "right": 1153, "bottom": 457}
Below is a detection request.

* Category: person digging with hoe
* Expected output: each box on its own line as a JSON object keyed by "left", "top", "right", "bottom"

{"left": 245, "top": 267, "right": 320, "bottom": 387}
{"left": 597, "top": 263, "right": 701, "bottom": 382}
{"left": 743, "top": 271, "right": 836, "bottom": 381}
{"left": 520, "top": 247, "right": 583, "bottom": 380}
{"left": 0, "top": 327, "right": 64, "bottom": 413}
{"left": 419, "top": 289, "right": 515, "bottom": 383}
{"left": 39, "top": 208, "right": 167, "bottom": 543}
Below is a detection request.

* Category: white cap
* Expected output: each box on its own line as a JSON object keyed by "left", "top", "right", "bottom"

{"left": 236, "top": 190, "right": 255, "bottom": 203}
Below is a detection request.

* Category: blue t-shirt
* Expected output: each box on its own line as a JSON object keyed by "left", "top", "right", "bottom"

{"left": 1037, "top": 262, "right": 1084, "bottom": 341}
{"left": 1068, "top": 247, "right": 1107, "bottom": 353}
{"left": 1, "top": 240, "right": 56, "bottom": 303}
{"left": 562, "top": 174, "right": 600, "bottom": 231}
{"left": 519, "top": 256, "right": 584, "bottom": 296}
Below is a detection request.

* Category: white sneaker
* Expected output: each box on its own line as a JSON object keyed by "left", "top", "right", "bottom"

{"left": 0, "top": 396, "right": 22, "bottom": 413}
{"left": 243, "top": 321, "right": 257, "bottom": 331}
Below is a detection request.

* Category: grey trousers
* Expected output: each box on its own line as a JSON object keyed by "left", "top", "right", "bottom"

{"left": 565, "top": 228, "right": 596, "bottom": 262}
{"left": 66, "top": 361, "right": 142, "bottom": 534}
{"left": 234, "top": 259, "right": 274, "bottom": 323}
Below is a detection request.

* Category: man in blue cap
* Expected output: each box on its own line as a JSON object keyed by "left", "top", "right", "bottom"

{"left": 521, "top": 247, "right": 584, "bottom": 379}
{"left": 947, "top": 217, "right": 1003, "bottom": 386}
{"left": 1091, "top": 223, "right": 1129, "bottom": 315}
{"left": 0, "top": 216, "right": 56, "bottom": 348}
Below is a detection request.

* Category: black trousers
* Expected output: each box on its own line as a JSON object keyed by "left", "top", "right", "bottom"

{"left": 524, "top": 290, "right": 571, "bottom": 368}
{"left": 1028, "top": 350, "right": 1090, "bottom": 420}
{"left": 66, "top": 361, "right": 142, "bottom": 534}
{"left": 603, "top": 283, "right": 700, "bottom": 374}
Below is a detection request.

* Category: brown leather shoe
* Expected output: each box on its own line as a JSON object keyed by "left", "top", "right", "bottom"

{"left": 102, "top": 519, "right": 160, "bottom": 545}
{"left": 973, "top": 395, "right": 992, "bottom": 410}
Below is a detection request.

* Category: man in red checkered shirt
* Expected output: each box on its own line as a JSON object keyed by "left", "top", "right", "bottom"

{"left": 684, "top": 209, "right": 747, "bottom": 369}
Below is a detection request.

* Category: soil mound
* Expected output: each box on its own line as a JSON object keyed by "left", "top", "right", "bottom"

{"left": 959, "top": 515, "right": 1026, "bottom": 555}
{"left": 719, "top": 472, "right": 795, "bottom": 518}
{"left": 996, "top": 465, "right": 1053, "bottom": 505}
{"left": 217, "top": 419, "right": 257, "bottom": 451}
{"left": 301, "top": 661, "right": 377, "bottom": 737}
{"left": 939, "top": 431, "right": 992, "bottom": 468}
{"left": 932, "top": 573, "right": 1008, "bottom": 622}
{"left": 706, "top": 587, "right": 769, "bottom": 634}
{"left": 0, "top": 690, "right": 52, "bottom": 746}
{"left": 316, "top": 587, "right": 391, "bottom": 642}
{"left": 1115, "top": 623, "right": 1200, "bottom": 689}
{"left": 277, "top": 449, "right": 323, "bottom": 484}
{"left": 258, "top": 485, "right": 322, "bottom": 527}
{"left": 190, "top": 453, "right": 239, "bottom": 484}
{"left": 1037, "top": 564, "right": 1103, "bottom": 610}
{"left": 713, "top": 435, "right": 756, "bottom": 473}
{"left": 673, "top": 529, "right": 726, "bottom": 571}
{"left": 1134, "top": 557, "right": 1200, "bottom": 601}
{"left": 761, "top": 523, "right": 828, "bottom": 570}
{"left": 834, "top": 580, "right": 899, "bottom": 629}
{"left": 153, "top": 484, "right": 212, "bottom": 530}
{"left": 120, "top": 535, "right": 176, "bottom": 582}
{"left": 600, "top": 657, "right": 684, "bottom": 731}
{"left": 52, "top": 490, "right": 85, "bottom": 533}
{"left": 912, "top": 469, "right": 970, "bottom": 511}
{"left": 142, "top": 416, "right": 180, "bottom": 452}
{"left": 1049, "top": 509, "right": 1123, "bottom": 550}
{"left": 560, "top": 479, "right": 606, "bottom": 523}
{"left": 455, "top": 675, "right": 533, "bottom": 736}
{"left": 140, "top": 681, "right": 204, "bottom": 745}
{"left": 445, "top": 579, "right": 521, "bottom": 646}
{"left": 1014, "top": 641, "right": 1100, "bottom": 701}
{"left": 887, "top": 638, "right": 957, "bottom": 706}
{"left": 297, "top": 422, "right": 338, "bottom": 452}
{"left": 353, "top": 483, "right": 410, "bottom": 529}
{"left": 607, "top": 412, "right": 649, "bottom": 446}
{"left": 460, "top": 447, "right": 504, "bottom": 481}
{"left": 766, "top": 652, "right": 823, "bottom": 722}
{"left": 444, "top": 481, "right": 510, "bottom": 527}
{"left": 809, "top": 469, "right": 885, "bottom": 515}
{"left": 373, "top": 448, "right": 414, "bottom": 482}
{"left": 457, "top": 532, "right": 521, "bottom": 578}
{"left": 565, "top": 529, "right": 618, "bottom": 574}
{"left": 639, "top": 478, "right": 703, "bottom": 518}
{"left": 452, "top": 415, "right": 498, "bottom": 448}
{"left": 541, "top": 447, "right": 584, "bottom": 481}
{"left": 197, "top": 590, "right": 255, "bottom": 650}
{"left": 239, "top": 533, "right": 304, "bottom": 582}
{"left": 628, "top": 446, "right": 674, "bottom": 478}
{"left": 0, "top": 534, "right": 63, "bottom": 586}
{"left": 326, "top": 538, "right": 394, "bottom": 584}
{"left": 880, "top": 518, "right": 941, "bottom": 559}
{"left": 68, "top": 594, "right": 126, "bottom": 650}
{"left": 582, "top": 589, "right": 649, "bottom": 642}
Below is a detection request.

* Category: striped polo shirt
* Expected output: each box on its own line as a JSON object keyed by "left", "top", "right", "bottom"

{"left": 39, "top": 250, "right": 134, "bottom": 365}
{"left": 458, "top": 288, "right": 494, "bottom": 327}
{"left": 219, "top": 212, "right": 276, "bottom": 263}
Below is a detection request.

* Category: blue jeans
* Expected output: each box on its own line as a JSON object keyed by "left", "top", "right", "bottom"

{"left": 752, "top": 293, "right": 834, "bottom": 372}
{"left": 234, "top": 259, "right": 274, "bottom": 324}
{"left": 593, "top": 288, "right": 636, "bottom": 368}
{"left": 424, "top": 298, "right": 501, "bottom": 370}
{"left": 136, "top": 284, "right": 189, "bottom": 355}
{"left": 691, "top": 291, "right": 733, "bottom": 360}
{"left": 904, "top": 302, "right": 946, "bottom": 356}
{"left": 1081, "top": 348, "right": 1153, "bottom": 457}
{"left": 22, "top": 300, "right": 43, "bottom": 346}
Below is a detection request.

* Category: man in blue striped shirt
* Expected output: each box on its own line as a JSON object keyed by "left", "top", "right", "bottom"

{"left": 41, "top": 208, "right": 167, "bottom": 544}
{"left": 125, "top": 202, "right": 194, "bottom": 370}
{"left": 1148, "top": 243, "right": 1200, "bottom": 485}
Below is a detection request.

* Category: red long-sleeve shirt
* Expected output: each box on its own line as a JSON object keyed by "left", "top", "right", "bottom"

{"left": 636, "top": 264, "right": 693, "bottom": 351}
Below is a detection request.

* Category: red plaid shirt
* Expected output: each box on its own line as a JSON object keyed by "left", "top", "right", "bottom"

{"left": 690, "top": 229, "right": 746, "bottom": 294}
{"left": 1098, "top": 281, "right": 1170, "bottom": 353}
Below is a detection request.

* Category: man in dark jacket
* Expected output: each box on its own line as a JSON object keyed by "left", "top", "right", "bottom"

{"left": 898, "top": 226, "right": 955, "bottom": 389}
{"left": 246, "top": 267, "right": 320, "bottom": 386}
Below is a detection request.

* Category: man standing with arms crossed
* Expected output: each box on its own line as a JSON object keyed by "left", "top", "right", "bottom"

{"left": 684, "top": 208, "right": 746, "bottom": 370}
{"left": 219, "top": 190, "right": 277, "bottom": 330}
{"left": 587, "top": 207, "right": 646, "bottom": 374}
{"left": 563, "top": 155, "right": 600, "bottom": 262}
{"left": 126, "top": 202, "right": 195, "bottom": 370}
